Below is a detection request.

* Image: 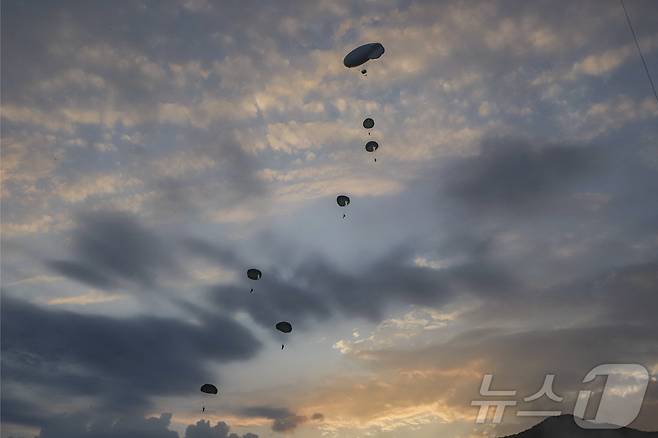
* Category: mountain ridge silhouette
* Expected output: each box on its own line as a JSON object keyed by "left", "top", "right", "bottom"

{"left": 500, "top": 415, "right": 658, "bottom": 437}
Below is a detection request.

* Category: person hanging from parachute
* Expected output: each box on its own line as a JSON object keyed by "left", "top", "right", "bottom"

{"left": 343, "top": 42, "right": 385, "bottom": 76}
{"left": 199, "top": 383, "right": 218, "bottom": 414}
{"left": 246, "top": 268, "right": 262, "bottom": 293}
{"left": 276, "top": 321, "right": 292, "bottom": 350}
{"left": 336, "top": 195, "right": 350, "bottom": 219}
{"left": 365, "top": 140, "right": 379, "bottom": 162}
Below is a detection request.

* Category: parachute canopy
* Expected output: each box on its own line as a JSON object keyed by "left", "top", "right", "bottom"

{"left": 247, "top": 269, "right": 262, "bottom": 281}
{"left": 200, "top": 384, "right": 218, "bottom": 395}
{"left": 336, "top": 195, "right": 350, "bottom": 207}
{"left": 344, "top": 43, "right": 385, "bottom": 68}
{"left": 276, "top": 321, "right": 292, "bottom": 333}
{"left": 363, "top": 118, "right": 374, "bottom": 129}
{"left": 365, "top": 141, "right": 379, "bottom": 152}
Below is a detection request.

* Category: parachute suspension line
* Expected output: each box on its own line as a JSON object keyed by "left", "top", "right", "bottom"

{"left": 247, "top": 268, "right": 261, "bottom": 294}
{"left": 276, "top": 321, "right": 292, "bottom": 350}
{"left": 620, "top": 0, "right": 658, "bottom": 104}
{"left": 199, "top": 383, "right": 218, "bottom": 414}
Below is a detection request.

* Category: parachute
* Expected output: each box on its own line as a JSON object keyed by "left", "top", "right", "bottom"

{"left": 344, "top": 43, "right": 385, "bottom": 68}
{"left": 247, "top": 268, "right": 261, "bottom": 293}
{"left": 365, "top": 141, "right": 379, "bottom": 162}
{"left": 247, "top": 268, "right": 262, "bottom": 280}
{"left": 337, "top": 195, "right": 350, "bottom": 218}
{"left": 276, "top": 321, "right": 293, "bottom": 350}
{"left": 276, "top": 321, "right": 292, "bottom": 333}
{"left": 200, "top": 384, "right": 218, "bottom": 394}
{"left": 336, "top": 195, "right": 350, "bottom": 207}
{"left": 363, "top": 118, "right": 375, "bottom": 129}
{"left": 199, "top": 384, "right": 218, "bottom": 413}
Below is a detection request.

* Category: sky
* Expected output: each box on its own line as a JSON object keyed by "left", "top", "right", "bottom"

{"left": 2, "top": 0, "right": 658, "bottom": 437}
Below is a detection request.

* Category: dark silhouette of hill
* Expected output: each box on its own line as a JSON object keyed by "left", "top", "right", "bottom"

{"left": 500, "top": 415, "right": 658, "bottom": 437}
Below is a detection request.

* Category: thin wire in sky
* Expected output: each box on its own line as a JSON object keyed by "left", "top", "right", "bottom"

{"left": 619, "top": 0, "right": 658, "bottom": 104}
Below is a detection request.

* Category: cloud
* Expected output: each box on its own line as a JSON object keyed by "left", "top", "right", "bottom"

{"left": 440, "top": 137, "right": 600, "bottom": 213}
{"left": 271, "top": 175, "right": 404, "bottom": 204}
{"left": 0, "top": 134, "right": 59, "bottom": 198}
{"left": 0, "top": 395, "right": 49, "bottom": 430}
{"left": 571, "top": 36, "right": 658, "bottom": 77}
{"left": 238, "top": 406, "right": 307, "bottom": 433}
{"left": 1, "top": 401, "right": 260, "bottom": 438}
{"left": 0, "top": 295, "right": 261, "bottom": 417}
{"left": 151, "top": 152, "right": 218, "bottom": 178}
{"left": 46, "top": 211, "right": 178, "bottom": 290}
{"left": 38, "top": 413, "right": 179, "bottom": 438}
{"left": 302, "top": 259, "right": 658, "bottom": 434}
{"left": 54, "top": 174, "right": 142, "bottom": 203}
{"left": 2, "top": 1, "right": 658, "bottom": 437}
{"left": 183, "top": 238, "right": 242, "bottom": 270}
{"left": 333, "top": 306, "right": 460, "bottom": 355}
{"left": 185, "top": 419, "right": 258, "bottom": 438}
{"left": 209, "top": 245, "right": 514, "bottom": 328}
{"left": 271, "top": 415, "right": 307, "bottom": 433}
{"left": 44, "top": 290, "right": 127, "bottom": 306}
{"left": 4, "top": 275, "right": 64, "bottom": 287}
{"left": 47, "top": 260, "right": 114, "bottom": 289}
{"left": 1, "top": 214, "right": 71, "bottom": 237}
{"left": 427, "top": 134, "right": 658, "bottom": 285}
{"left": 4, "top": 0, "right": 656, "bottom": 237}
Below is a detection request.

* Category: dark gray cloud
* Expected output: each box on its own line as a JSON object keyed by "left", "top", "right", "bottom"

{"left": 203, "top": 126, "right": 656, "bottom": 326}
{"left": 423, "top": 134, "right": 658, "bottom": 291}
{"left": 439, "top": 136, "right": 658, "bottom": 231}
{"left": 209, "top": 246, "right": 515, "bottom": 327}
{"left": 448, "top": 260, "right": 658, "bottom": 333}
{"left": 0, "top": 401, "right": 260, "bottom": 438}
{"left": 183, "top": 238, "right": 242, "bottom": 269}
{"left": 238, "top": 406, "right": 307, "bottom": 433}
{"left": 360, "top": 246, "right": 658, "bottom": 364}
{"left": 0, "top": 395, "right": 48, "bottom": 429}
{"left": 147, "top": 132, "right": 267, "bottom": 221}
{"left": 185, "top": 420, "right": 230, "bottom": 438}
{"left": 271, "top": 415, "right": 307, "bottom": 433}
{"left": 440, "top": 138, "right": 601, "bottom": 213}
{"left": 46, "top": 211, "right": 178, "bottom": 290}
{"left": 185, "top": 419, "right": 258, "bottom": 438}
{"left": 0, "top": 294, "right": 261, "bottom": 419}
{"left": 47, "top": 259, "right": 113, "bottom": 289}
{"left": 39, "top": 413, "right": 179, "bottom": 438}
